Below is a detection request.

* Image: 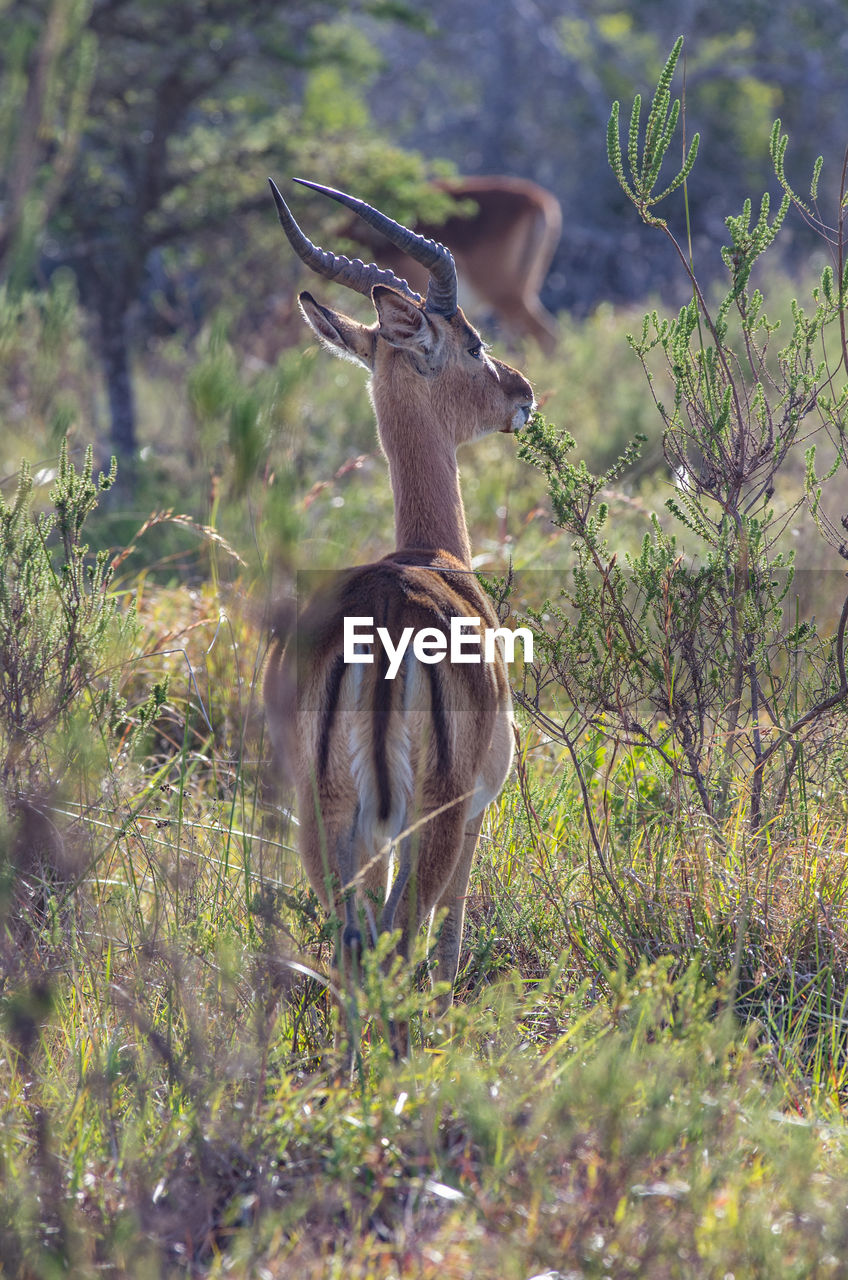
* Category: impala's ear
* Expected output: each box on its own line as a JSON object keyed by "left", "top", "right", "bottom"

{"left": 372, "top": 285, "right": 435, "bottom": 355}
{"left": 298, "top": 291, "right": 375, "bottom": 368}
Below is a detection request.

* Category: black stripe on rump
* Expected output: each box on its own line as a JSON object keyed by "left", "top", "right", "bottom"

{"left": 373, "top": 640, "right": 393, "bottom": 823}
{"left": 317, "top": 654, "right": 347, "bottom": 779}
{"left": 426, "top": 663, "right": 452, "bottom": 778}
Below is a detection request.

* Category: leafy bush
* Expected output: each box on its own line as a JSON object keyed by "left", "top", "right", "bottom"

{"left": 517, "top": 38, "right": 848, "bottom": 834}
{"left": 0, "top": 271, "right": 95, "bottom": 464}
{"left": 0, "top": 443, "right": 167, "bottom": 975}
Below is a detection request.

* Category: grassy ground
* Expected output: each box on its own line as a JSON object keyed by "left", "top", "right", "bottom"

{"left": 3, "top": 555, "right": 848, "bottom": 1278}
{"left": 3, "top": 279, "right": 848, "bottom": 1276}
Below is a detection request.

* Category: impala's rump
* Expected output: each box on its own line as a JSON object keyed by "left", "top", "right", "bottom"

{"left": 274, "top": 555, "right": 508, "bottom": 860}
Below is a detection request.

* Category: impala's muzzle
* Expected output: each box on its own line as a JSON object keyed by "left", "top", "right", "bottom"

{"left": 503, "top": 402, "right": 534, "bottom": 433}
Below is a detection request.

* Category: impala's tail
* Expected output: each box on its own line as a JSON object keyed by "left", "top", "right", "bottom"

{"left": 322, "top": 645, "right": 419, "bottom": 950}
{"left": 346, "top": 644, "right": 424, "bottom": 848}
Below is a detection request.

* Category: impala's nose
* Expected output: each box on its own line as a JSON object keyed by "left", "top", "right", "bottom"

{"left": 504, "top": 401, "right": 533, "bottom": 433}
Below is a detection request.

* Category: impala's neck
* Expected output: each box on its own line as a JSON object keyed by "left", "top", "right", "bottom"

{"left": 374, "top": 384, "right": 472, "bottom": 566}
{"left": 388, "top": 436, "right": 471, "bottom": 566}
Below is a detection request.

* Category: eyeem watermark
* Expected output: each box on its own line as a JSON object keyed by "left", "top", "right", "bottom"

{"left": 343, "top": 615, "right": 533, "bottom": 679}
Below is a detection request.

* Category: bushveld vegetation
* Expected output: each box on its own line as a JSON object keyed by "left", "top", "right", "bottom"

{"left": 2, "top": 31, "right": 848, "bottom": 1280}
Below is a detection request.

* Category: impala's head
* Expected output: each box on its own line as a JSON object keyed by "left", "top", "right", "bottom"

{"left": 269, "top": 178, "right": 535, "bottom": 447}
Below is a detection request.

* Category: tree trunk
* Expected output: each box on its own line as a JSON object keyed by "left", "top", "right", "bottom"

{"left": 96, "top": 292, "right": 137, "bottom": 460}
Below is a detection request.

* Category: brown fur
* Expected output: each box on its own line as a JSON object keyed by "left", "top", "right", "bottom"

{"left": 263, "top": 277, "right": 534, "bottom": 1014}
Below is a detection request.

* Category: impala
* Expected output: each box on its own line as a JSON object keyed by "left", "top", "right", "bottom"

{"left": 263, "top": 177, "right": 535, "bottom": 1014}
{"left": 340, "top": 175, "right": 562, "bottom": 354}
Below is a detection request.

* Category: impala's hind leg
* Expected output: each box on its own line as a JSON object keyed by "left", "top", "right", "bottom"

{"left": 433, "top": 809, "right": 485, "bottom": 1007}
{"left": 388, "top": 803, "right": 470, "bottom": 964}
{"left": 368, "top": 802, "right": 469, "bottom": 1058}
{"left": 295, "top": 795, "right": 358, "bottom": 1062}
{"left": 297, "top": 783, "right": 365, "bottom": 978}
{"left": 380, "top": 828, "right": 412, "bottom": 936}
{"left": 335, "top": 813, "right": 363, "bottom": 969}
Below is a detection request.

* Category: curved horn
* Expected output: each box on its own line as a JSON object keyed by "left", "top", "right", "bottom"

{"left": 293, "top": 177, "right": 458, "bottom": 317}
{"left": 268, "top": 178, "right": 423, "bottom": 305}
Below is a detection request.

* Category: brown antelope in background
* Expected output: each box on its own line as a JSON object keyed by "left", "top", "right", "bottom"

{"left": 340, "top": 176, "right": 562, "bottom": 354}
{"left": 263, "top": 177, "right": 535, "bottom": 1020}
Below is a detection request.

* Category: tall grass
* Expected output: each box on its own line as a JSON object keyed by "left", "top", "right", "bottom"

{"left": 3, "top": 488, "right": 848, "bottom": 1273}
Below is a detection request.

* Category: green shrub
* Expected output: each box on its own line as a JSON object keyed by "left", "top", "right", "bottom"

{"left": 516, "top": 37, "right": 848, "bottom": 835}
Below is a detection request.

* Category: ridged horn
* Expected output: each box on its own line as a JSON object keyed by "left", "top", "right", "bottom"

{"left": 269, "top": 178, "right": 424, "bottom": 305}
{"left": 288, "top": 177, "right": 458, "bottom": 317}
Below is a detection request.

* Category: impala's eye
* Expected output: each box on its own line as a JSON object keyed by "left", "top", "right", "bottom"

{"left": 468, "top": 343, "right": 484, "bottom": 360}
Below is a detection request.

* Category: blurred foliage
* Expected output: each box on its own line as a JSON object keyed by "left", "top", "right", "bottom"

{"left": 365, "top": 0, "right": 848, "bottom": 312}
{"left": 0, "top": 0, "right": 95, "bottom": 285}
{"left": 0, "top": 444, "right": 166, "bottom": 801}
{"left": 5, "top": 0, "right": 848, "bottom": 474}
{"left": 1, "top": 0, "right": 455, "bottom": 459}
{"left": 0, "top": 268, "right": 96, "bottom": 454}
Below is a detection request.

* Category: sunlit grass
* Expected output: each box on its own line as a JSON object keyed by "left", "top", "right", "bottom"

{"left": 5, "top": 563, "right": 848, "bottom": 1273}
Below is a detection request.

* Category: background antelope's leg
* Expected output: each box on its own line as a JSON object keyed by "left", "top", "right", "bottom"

{"left": 433, "top": 809, "right": 485, "bottom": 1006}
